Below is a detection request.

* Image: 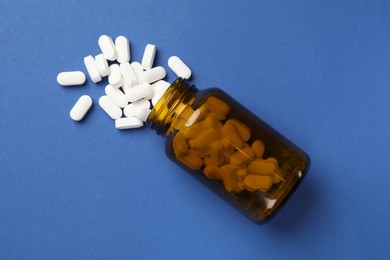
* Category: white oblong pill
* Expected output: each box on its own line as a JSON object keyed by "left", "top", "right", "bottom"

{"left": 115, "top": 117, "right": 144, "bottom": 129}
{"left": 57, "top": 71, "right": 86, "bottom": 86}
{"left": 99, "top": 95, "right": 122, "bottom": 120}
{"left": 141, "top": 44, "right": 156, "bottom": 70}
{"left": 146, "top": 80, "right": 168, "bottom": 100}
{"left": 151, "top": 81, "right": 171, "bottom": 106}
{"left": 125, "top": 82, "right": 152, "bottom": 103}
{"left": 121, "top": 83, "right": 132, "bottom": 96}
{"left": 152, "top": 80, "right": 170, "bottom": 95}
{"left": 131, "top": 62, "right": 145, "bottom": 85}
{"left": 123, "top": 99, "right": 150, "bottom": 117}
{"left": 108, "top": 64, "right": 123, "bottom": 89}
{"left": 134, "top": 107, "right": 152, "bottom": 122}
{"left": 95, "top": 54, "right": 110, "bottom": 77}
{"left": 70, "top": 95, "right": 93, "bottom": 121}
{"left": 98, "top": 35, "right": 117, "bottom": 61}
{"left": 151, "top": 90, "right": 165, "bottom": 106}
{"left": 115, "top": 36, "right": 130, "bottom": 63}
{"left": 168, "top": 56, "right": 191, "bottom": 79}
{"left": 105, "top": 84, "right": 128, "bottom": 108}
{"left": 144, "top": 89, "right": 154, "bottom": 100}
{"left": 84, "top": 55, "right": 102, "bottom": 83}
{"left": 120, "top": 62, "right": 137, "bottom": 88}
{"left": 121, "top": 83, "right": 133, "bottom": 96}
{"left": 142, "top": 66, "right": 166, "bottom": 84}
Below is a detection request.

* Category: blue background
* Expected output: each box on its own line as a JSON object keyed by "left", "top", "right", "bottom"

{"left": 1, "top": 0, "right": 389, "bottom": 259}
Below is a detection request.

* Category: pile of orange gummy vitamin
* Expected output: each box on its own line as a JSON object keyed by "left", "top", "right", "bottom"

{"left": 172, "top": 96, "right": 283, "bottom": 193}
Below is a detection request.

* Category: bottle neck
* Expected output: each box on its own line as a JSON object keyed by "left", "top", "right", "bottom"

{"left": 147, "top": 78, "right": 198, "bottom": 136}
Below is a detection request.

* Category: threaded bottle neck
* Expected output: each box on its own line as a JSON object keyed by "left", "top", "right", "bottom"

{"left": 147, "top": 78, "right": 198, "bottom": 136}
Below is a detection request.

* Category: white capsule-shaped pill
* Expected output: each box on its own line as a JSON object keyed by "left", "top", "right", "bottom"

{"left": 98, "top": 35, "right": 117, "bottom": 61}
{"left": 123, "top": 99, "right": 150, "bottom": 117}
{"left": 144, "top": 89, "right": 154, "bottom": 100}
{"left": 142, "top": 66, "right": 166, "bottom": 84}
{"left": 141, "top": 44, "right": 156, "bottom": 70}
{"left": 152, "top": 80, "right": 170, "bottom": 95}
{"left": 151, "top": 91, "right": 164, "bottom": 106}
{"left": 69, "top": 95, "right": 93, "bottom": 121}
{"left": 115, "top": 36, "right": 130, "bottom": 63}
{"left": 146, "top": 80, "right": 168, "bottom": 100}
{"left": 105, "top": 84, "right": 128, "bottom": 108}
{"left": 125, "top": 82, "right": 152, "bottom": 103}
{"left": 95, "top": 54, "right": 110, "bottom": 77}
{"left": 134, "top": 107, "right": 152, "bottom": 122}
{"left": 115, "top": 117, "right": 144, "bottom": 129}
{"left": 99, "top": 95, "right": 122, "bottom": 120}
{"left": 131, "top": 62, "right": 145, "bottom": 85}
{"left": 120, "top": 62, "right": 137, "bottom": 88}
{"left": 84, "top": 55, "right": 102, "bottom": 83}
{"left": 108, "top": 64, "right": 123, "bottom": 89}
{"left": 121, "top": 83, "right": 132, "bottom": 96}
{"left": 119, "top": 82, "right": 131, "bottom": 95}
{"left": 168, "top": 56, "right": 191, "bottom": 79}
{"left": 57, "top": 71, "right": 86, "bottom": 86}
{"left": 151, "top": 80, "right": 171, "bottom": 106}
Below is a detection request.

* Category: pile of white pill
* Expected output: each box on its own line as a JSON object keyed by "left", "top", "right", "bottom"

{"left": 57, "top": 35, "right": 192, "bottom": 129}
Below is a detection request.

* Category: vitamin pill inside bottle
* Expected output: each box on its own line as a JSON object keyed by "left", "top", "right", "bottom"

{"left": 147, "top": 78, "right": 310, "bottom": 223}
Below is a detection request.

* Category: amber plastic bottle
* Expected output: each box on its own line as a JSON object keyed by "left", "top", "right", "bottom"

{"left": 147, "top": 78, "right": 310, "bottom": 223}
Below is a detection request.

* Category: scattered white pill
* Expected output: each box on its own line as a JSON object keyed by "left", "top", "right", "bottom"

{"left": 69, "top": 95, "right": 93, "bottom": 121}
{"left": 134, "top": 107, "right": 152, "bottom": 122}
{"left": 115, "top": 117, "right": 144, "bottom": 129}
{"left": 141, "top": 44, "right": 156, "bottom": 70}
{"left": 62, "top": 36, "right": 182, "bottom": 128}
{"left": 142, "top": 66, "right": 166, "bottom": 84}
{"left": 115, "top": 36, "right": 130, "bottom": 63}
{"left": 108, "top": 64, "right": 123, "bottom": 89}
{"left": 121, "top": 83, "right": 131, "bottom": 95}
{"left": 57, "top": 71, "right": 86, "bottom": 86}
{"left": 98, "top": 35, "right": 117, "bottom": 61}
{"left": 151, "top": 91, "right": 164, "bottom": 106}
{"left": 151, "top": 80, "right": 171, "bottom": 106}
{"left": 131, "top": 62, "right": 145, "bottom": 85}
{"left": 84, "top": 55, "right": 102, "bottom": 83}
{"left": 144, "top": 90, "right": 154, "bottom": 100}
{"left": 125, "top": 82, "right": 152, "bottom": 103}
{"left": 123, "top": 99, "right": 150, "bottom": 117}
{"left": 105, "top": 84, "right": 128, "bottom": 108}
{"left": 146, "top": 80, "right": 169, "bottom": 100}
{"left": 95, "top": 54, "right": 110, "bottom": 77}
{"left": 99, "top": 95, "right": 122, "bottom": 120}
{"left": 121, "top": 83, "right": 132, "bottom": 95}
{"left": 120, "top": 62, "right": 137, "bottom": 88}
{"left": 168, "top": 56, "right": 191, "bottom": 79}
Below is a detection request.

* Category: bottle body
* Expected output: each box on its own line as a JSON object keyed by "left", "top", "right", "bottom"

{"left": 148, "top": 78, "right": 310, "bottom": 222}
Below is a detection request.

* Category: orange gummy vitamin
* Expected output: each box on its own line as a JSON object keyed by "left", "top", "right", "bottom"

{"left": 226, "top": 119, "right": 251, "bottom": 142}
{"left": 251, "top": 139, "right": 265, "bottom": 158}
{"left": 177, "top": 150, "right": 203, "bottom": 170}
{"left": 203, "top": 165, "right": 223, "bottom": 180}
{"left": 173, "top": 132, "right": 188, "bottom": 155}
{"left": 244, "top": 174, "right": 273, "bottom": 192}
{"left": 230, "top": 147, "right": 255, "bottom": 167}
{"left": 247, "top": 159, "right": 277, "bottom": 176}
{"left": 221, "top": 123, "right": 243, "bottom": 149}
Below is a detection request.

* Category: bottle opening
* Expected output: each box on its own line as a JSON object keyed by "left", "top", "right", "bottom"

{"left": 147, "top": 78, "right": 198, "bottom": 136}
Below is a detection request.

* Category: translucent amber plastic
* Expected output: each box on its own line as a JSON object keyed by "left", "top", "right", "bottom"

{"left": 148, "top": 78, "right": 310, "bottom": 222}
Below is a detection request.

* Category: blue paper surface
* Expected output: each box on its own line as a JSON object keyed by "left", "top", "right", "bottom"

{"left": 1, "top": 0, "right": 390, "bottom": 259}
